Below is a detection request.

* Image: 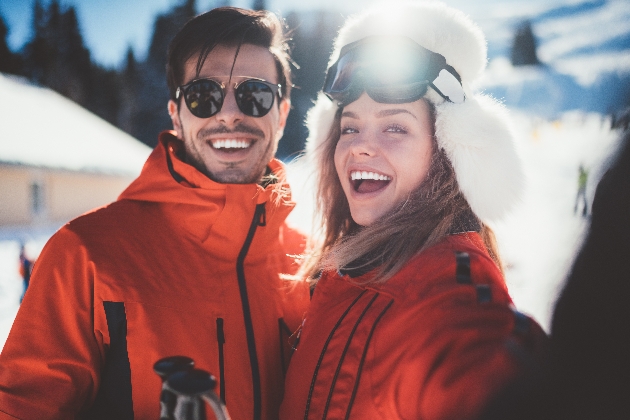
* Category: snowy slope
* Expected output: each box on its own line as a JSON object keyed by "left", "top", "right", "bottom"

{"left": 492, "top": 112, "right": 620, "bottom": 328}
{"left": 477, "top": 0, "right": 630, "bottom": 117}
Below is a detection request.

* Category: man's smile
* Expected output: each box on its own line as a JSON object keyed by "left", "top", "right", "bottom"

{"left": 210, "top": 138, "right": 254, "bottom": 150}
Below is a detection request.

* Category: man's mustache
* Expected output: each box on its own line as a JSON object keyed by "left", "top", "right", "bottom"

{"left": 199, "top": 124, "right": 265, "bottom": 139}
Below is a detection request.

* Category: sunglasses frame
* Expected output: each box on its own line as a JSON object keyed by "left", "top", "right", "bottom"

{"left": 176, "top": 77, "right": 282, "bottom": 119}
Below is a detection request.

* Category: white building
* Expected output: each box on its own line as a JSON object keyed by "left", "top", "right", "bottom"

{"left": 0, "top": 73, "right": 151, "bottom": 228}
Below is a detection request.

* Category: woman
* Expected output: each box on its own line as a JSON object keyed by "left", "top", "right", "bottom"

{"left": 280, "top": 3, "right": 547, "bottom": 420}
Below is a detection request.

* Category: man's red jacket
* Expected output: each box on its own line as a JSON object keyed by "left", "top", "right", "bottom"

{"left": 0, "top": 132, "right": 310, "bottom": 419}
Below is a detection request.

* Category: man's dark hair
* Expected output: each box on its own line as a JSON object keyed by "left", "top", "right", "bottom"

{"left": 166, "top": 7, "right": 292, "bottom": 102}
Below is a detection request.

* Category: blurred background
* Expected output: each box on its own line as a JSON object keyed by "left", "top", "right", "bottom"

{"left": 0, "top": 0, "right": 629, "bottom": 345}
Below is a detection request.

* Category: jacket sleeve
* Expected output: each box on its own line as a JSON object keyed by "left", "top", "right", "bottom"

{"left": 0, "top": 227, "right": 105, "bottom": 420}
{"left": 391, "top": 251, "right": 547, "bottom": 420}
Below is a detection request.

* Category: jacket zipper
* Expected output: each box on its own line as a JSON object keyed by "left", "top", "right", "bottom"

{"left": 278, "top": 318, "right": 292, "bottom": 376}
{"left": 236, "top": 203, "right": 266, "bottom": 420}
{"left": 216, "top": 317, "right": 226, "bottom": 404}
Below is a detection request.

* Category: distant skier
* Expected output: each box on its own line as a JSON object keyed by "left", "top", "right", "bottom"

{"left": 574, "top": 164, "right": 589, "bottom": 217}
{"left": 18, "top": 244, "right": 34, "bottom": 303}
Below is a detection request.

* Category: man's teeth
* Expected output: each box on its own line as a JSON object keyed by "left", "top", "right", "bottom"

{"left": 212, "top": 140, "right": 251, "bottom": 149}
{"left": 350, "top": 171, "right": 391, "bottom": 181}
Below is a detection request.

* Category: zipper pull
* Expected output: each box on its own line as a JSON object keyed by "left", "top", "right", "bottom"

{"left": 216, "top": 318, "right": 225, "bottom": 344}
{"left": 257, "top": 204, "right": 266, "bottom": 227}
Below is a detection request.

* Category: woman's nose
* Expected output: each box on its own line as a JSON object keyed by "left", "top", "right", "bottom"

{"left": 349, "top": 132, "right": 377, "bottom": 157}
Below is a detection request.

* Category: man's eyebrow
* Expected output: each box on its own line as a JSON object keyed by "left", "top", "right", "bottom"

{"left": 376, "top": 109, "right": 418, "bottom": 119}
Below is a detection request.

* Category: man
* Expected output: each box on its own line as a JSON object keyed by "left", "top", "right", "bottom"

{"left": 0, "top": 7, "right": 309, "bottom": 420}
{"left": 574, "top": 163, "right": 589, "bottom": 217}
{"left": 17, "top": 243, "right": 34, "bottom": 303}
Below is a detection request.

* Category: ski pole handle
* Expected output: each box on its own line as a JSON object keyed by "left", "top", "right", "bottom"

{"left": 166, "top": 368, "right": 231, "bottom": 420}
{"left": 154, "top": 356, "right": 195, "bottom": 420}
{"left": 201, "top": 392, "right": 231, "bottom": 420}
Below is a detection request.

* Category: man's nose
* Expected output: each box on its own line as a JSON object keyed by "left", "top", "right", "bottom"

{"left": 215, "top": 87, "right": 244, "bottom": 125}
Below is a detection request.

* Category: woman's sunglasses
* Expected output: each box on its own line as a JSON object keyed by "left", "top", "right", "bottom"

{"left": 176, "top": 78, "right": 282, "bottom": 119}
{"left": 323, "top": 36, "right": 465, "bottom": 106}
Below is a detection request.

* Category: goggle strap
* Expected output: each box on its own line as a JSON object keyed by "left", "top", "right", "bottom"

{"left": 428, "top": 82, "right": 452, "bottom": 103}
{"left": 443, "top": 64, "right": 462, "bottom": 84}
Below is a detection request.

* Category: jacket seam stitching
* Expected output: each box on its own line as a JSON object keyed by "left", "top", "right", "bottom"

{"left": 322, "top": 293, "right": 380, "bottom": 419}
{"left": 304, "top": 289, "right": 368, "bottom": 419}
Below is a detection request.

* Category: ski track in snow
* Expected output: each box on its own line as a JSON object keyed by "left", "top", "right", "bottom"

{"left": 0, "top": 112, "right": 622, "bottom": 351}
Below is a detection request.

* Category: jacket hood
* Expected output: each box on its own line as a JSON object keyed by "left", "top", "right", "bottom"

{"left": 118, "top": 131, "right": 297, "bottom": 252}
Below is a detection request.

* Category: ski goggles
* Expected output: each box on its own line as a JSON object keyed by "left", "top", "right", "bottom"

{"left": 175, "top": 77, "right": 282, "bottom": 118}
{"left": 323, "top": 36, "right": 465, "bottom": 105}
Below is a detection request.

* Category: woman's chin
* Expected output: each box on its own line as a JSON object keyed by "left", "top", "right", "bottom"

{"left": 349, "top": 208, "right": 385, "bottom": 227}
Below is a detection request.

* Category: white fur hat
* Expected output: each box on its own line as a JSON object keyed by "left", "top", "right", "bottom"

{"left": 305, "top": 1, "right": 523, "bottom": 222}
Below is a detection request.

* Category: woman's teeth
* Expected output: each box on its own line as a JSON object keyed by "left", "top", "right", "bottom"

{"left": 350, "top": 171, "right": 391, "bottom": 181}
{"left": 351, "top": 171, "right": 392, "bottom": 193}
{"left": 212, "top": 139, "right": 251, "bottom": 149}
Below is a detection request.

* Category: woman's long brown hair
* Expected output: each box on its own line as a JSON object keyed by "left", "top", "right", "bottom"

{"left": 303, "top": 101, "right": 503, "bottom": 284}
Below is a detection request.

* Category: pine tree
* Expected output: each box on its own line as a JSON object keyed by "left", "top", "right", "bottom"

{"left": 23, "top": 0, "right": 92, "bottom": 103}
{"left": 131, "top": 0, "right": 197, "bottom": 146}
{"left": 0, "top": 14, "right": 22, "bottom": 75}
{"left": 252, "top": 0, "right": 266, "bottom": 11}
{"left": 276, "top": 10, "right": 345, "bottom": 159}
{"left": 117, "top": 47, "right": 139, "bottom": 134}
{"left": 25, "top": 0, "right": 51, "bottom": 83}
{"left": 511, "top": 20, "right": 540, "bottom": 66}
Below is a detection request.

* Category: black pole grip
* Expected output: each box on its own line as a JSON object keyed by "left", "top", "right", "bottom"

{"left": 154, "top": 356, "right": 195, "bottom": 420}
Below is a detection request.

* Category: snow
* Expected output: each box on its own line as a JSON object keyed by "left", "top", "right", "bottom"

{"left": 0, "top": 73, "right": 151, "bottom": 176}
{"left": 492, "top": 111, "right": 619, "bottom": 328}
{"left": 0, "top": 241, "right": 21, "bottom": 351}
{"left": 536, "top": 0, "right": 630, "bottom": 60}
{"left": 552, "top": 51, "right": 630, "bottom": 86}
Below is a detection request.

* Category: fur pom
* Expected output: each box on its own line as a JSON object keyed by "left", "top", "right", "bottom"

{"left": 305, "top": 93, "right": 338, "bottom": 157}
{"left": 435, "top": 94, "right": 524, "bottom": 220}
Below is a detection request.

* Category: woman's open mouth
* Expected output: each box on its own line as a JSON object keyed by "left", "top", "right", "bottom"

{"left": 350, "top": 171, "right": 392, "bottom": 193}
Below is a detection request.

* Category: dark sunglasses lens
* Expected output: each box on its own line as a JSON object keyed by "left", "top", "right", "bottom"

{"left": 236, "top": 81, "right": 275, "bottom": 117}
{"left": 184, "top": 80, "right": 223, "bottom": 118}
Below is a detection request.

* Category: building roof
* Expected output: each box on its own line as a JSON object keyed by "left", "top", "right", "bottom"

{"left": 0, "top": 73, "right": 152, "bottom": 176}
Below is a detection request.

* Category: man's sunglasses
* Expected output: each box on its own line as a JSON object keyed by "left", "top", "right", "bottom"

{"left": 176, "top": 78, "right": 282, "bottom": 119}
{"left": 323, "top": 36, "right": 465, "bottom": 106}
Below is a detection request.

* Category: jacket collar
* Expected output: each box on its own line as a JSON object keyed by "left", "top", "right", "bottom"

{"left": 118, "top": 131, "right": 297, "bottom": 258}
